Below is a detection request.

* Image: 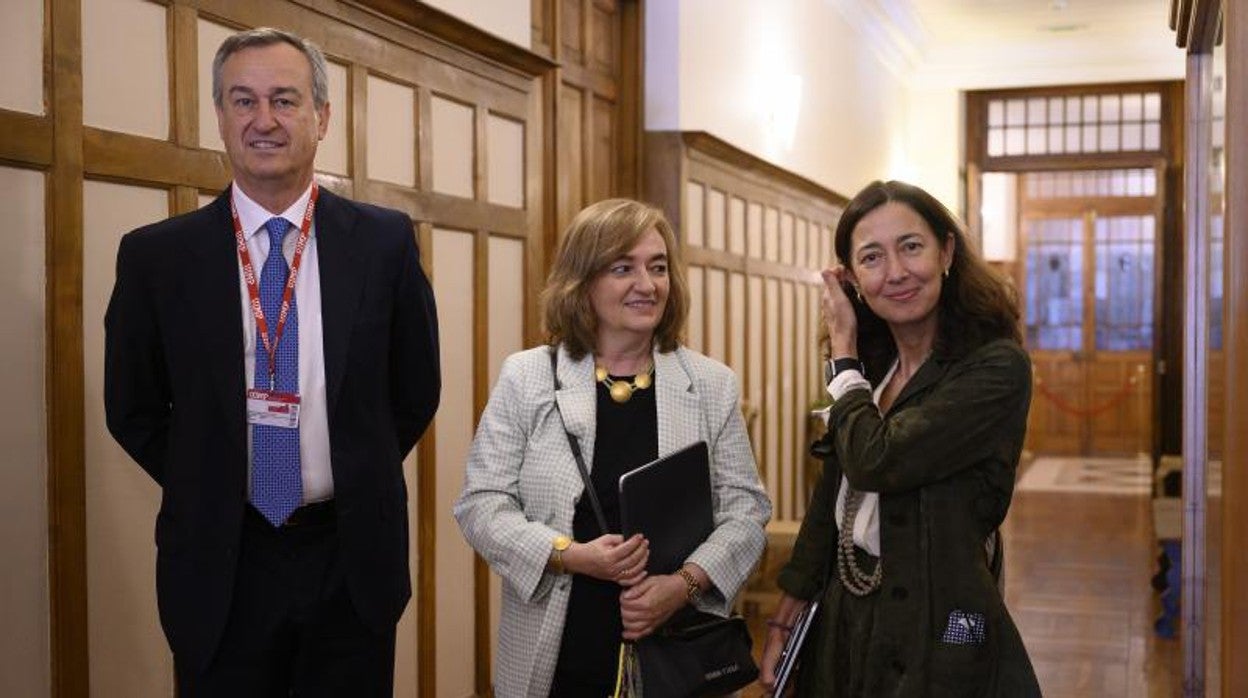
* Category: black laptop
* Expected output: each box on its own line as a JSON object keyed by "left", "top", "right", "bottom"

{"left": 618, "top": 441, "right": 713, "bottom": 575}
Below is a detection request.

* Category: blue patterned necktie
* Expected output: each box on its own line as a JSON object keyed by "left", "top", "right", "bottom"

{"left": 251, "top": 216, "right": 302, "bottom": 526}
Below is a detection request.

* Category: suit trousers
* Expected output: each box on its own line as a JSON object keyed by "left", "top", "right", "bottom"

{"left": 175, "top": 505, "right": 396, "bottom": 697}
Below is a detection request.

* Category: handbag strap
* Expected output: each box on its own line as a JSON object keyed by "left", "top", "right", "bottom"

{"left": 550, "top": 347, "right": 610, "bottom": 535}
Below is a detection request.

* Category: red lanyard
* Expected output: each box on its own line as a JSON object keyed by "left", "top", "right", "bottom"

{"left": 230, "top": 185, "right": 319, "bottom": 390}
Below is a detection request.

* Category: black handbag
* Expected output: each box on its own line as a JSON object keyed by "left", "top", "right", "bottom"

{"left": 549, "top": 349, "right": 759, "bottom": 697}
{"left": 635, "top": 606, "right": 759, "bottom": 697}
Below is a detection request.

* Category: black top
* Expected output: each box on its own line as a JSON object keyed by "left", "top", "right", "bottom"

{"left": 550, "top": 374, "right": 658, "bottom": 696}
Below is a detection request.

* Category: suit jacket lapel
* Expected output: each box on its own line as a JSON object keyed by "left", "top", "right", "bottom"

{"left": 553, "top": 345, "right": 598, "bottom": 472}
{"left": 655, "top": 349, "right": 699, "bottom": 457}
{"left": 314, "top": 190, "right": 364, "bottom": 416}
{"left": 890, "top": 351, "right": 948, "bottom": 414}
{"left": 183, "top": 189, "right": 247, "bottom": 451}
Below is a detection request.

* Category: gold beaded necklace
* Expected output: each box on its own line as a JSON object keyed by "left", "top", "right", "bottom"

{"left": 594, "top": 362, "right": 655, "bottom": 403}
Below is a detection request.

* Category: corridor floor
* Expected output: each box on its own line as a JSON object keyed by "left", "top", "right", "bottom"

{"left": 1003, "top": 471, "right": 1182, "bottom": 696}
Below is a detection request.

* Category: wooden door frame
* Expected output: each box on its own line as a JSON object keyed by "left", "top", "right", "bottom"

{"left": 964, "top": 81, "right": 1184, "bottom": 462}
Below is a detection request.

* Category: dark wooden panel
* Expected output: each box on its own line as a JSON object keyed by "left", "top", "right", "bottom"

{"left": 48, "top": 0, "right": 88, "bottom": 695}
{"left": 590, "top": 94, "right": 614, "bottom": 203}
{"left": 362, "top": 182, "right": 530, "bottom": 237}
{"left": 560, "top": 0, "right": 584, "bottom": 65}
{"left": 0, "top": 110, "right": 53, "bottom": 167}
{"left": 589, "top": 0, "right": 617, "bottom": 76}
{"left": 83, "top": 127, "right": 230, "bottom": 189}
{"left": 556, "top": 83, "right": 584, "bottom": 234}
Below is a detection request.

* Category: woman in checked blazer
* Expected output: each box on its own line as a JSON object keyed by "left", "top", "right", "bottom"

{"left": 454, "top": 199, "right": 771, "bottom": 697}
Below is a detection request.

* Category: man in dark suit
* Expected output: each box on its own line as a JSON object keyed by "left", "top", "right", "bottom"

{"left": 104, "top": 27, "right": 440, "bottom": 696}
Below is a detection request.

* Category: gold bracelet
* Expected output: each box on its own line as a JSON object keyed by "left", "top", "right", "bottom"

{"left": 676, "top": 567, "right": 702, "bottom": 604}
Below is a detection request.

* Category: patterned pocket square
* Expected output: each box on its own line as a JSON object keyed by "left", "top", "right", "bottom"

{"left": 940, "top": 610, "right": 987, "bottom": 645}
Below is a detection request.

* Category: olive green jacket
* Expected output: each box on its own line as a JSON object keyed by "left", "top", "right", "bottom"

{"left": 778, "top": 339, "right": 1041, "bottom": 697}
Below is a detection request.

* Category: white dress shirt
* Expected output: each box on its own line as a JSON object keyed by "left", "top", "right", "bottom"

{"left": 233, "top": 184, "right": 333, "bottom": 504}
{"left": 824, "top": 361, "right": 897, "bottom": 556}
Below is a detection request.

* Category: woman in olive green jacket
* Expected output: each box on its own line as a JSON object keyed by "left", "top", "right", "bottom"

{"left": 760, "top": 180, "right": 1041, "bottom": 697}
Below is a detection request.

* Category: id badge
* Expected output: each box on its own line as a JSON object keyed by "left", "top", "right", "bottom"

{"left": 246, "top": 389, "right": 301, "bottom": 429}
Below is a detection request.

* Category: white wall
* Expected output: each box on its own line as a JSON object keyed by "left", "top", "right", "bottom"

{"left": 648, "top": 0, "right": 1187, "bottom": 218}
{"left": 0, "top": 166, "right": 50, "bottom": 698}
{"left": 648, "top": 0, "right": 908, "bottom": 200}
{"left": 423, "top": 0, "right": 530, "bottom": 48}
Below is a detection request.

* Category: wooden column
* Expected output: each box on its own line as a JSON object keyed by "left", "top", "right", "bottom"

{"left": 1222, "top": 1, "right": 1248, "bottom": 695}
{"left": 48, "top": 0, "right": 88, "bottom": 695}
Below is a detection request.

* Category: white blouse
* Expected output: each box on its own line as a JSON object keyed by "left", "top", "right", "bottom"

{"left": 822, "top": 360, "right": 897, "bottom": 556}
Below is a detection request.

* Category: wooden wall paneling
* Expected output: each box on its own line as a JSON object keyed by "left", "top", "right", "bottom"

{"left": 642, "top": 132, "right": 686, "bottom": 239}
{"left": 83, "top": 127, "right": 229, "bottom": 190}
{"left": 794, "top": 282, "right": 809, "bottom": 518}
{"left": 343, "top": 0, "right": 552, "bottom": 82}
{"left": 525, "top": 86, "right": 546, "bottom": 347}
{"left": 351, "top": 63, "right": 368, "bottom": 194}
{"left": 615, "top": 0, "right": 642, "bottom": 197}
{"left": 706, "top": 268, "right": 726, "bottom": 363}
{"left": 561, "top": 0, "right": 584, "bottom": 67}
{"left": 1223, "top": 2, "right": 1246, "bottom": 693}
{"left": 532, "top": 0, "right": 554, "bottom": 58}
{"left": 592, "top": 94, "right": 615, "bottom": 202}
{"left": 687, "top": 265, "right": 704, "bottom": 352}
{"left": 644, "top": 131, "right": 846, "bottom": 521}
{"left": 544, "top": 0, "right": 639, "bottom": 244}
{"left": 415, "top": 84, "right": 433, "bottom": 193}
{"left": 0, "top": 109, "right": 53, "bottom": 167}
{"left": 472, "top": 228, "right": 491, "bottom": 696}
{"left": 764, "top": 278, "right": 779, "bottom": 507}
{"left": 474, "top": 104, "right": 487, "bottom": 202}
{"left": 171, "top": 3, "right": 199, "bottom": 148}
{"left": 780, "top": 281, "right": 795, "bottom": 519}
{"left": 556, "top": 83, "right": 584, "bottom": 232}
{"left": 366, "top": 73, "right": 418, "bottom": 188}
{"left": 746, "top": 276, "right": 763, "bottom": 464}
{"left": 47, "top": 0, "right": 87, "bottom": 694}
{"left": 414, "top": 220, "right": 436, "bottom": 698}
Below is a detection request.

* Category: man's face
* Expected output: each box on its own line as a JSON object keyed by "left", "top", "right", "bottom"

{"left": 215, "top": 42, "right": 328, "bottom": 201}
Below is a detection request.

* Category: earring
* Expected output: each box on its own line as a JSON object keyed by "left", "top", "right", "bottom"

{"left": 943, "top": 267, "right": 950, "bottom": 279}
{"left": 854, "top": 287, "right": 864, "bottom": 303}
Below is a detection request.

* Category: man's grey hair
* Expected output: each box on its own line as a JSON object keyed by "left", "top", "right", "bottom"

{"left": 212, "top": 27, "right": 329, "bottom": 109}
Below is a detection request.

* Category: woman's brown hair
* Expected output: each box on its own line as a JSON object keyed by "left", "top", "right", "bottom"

{"left": 834, "top": 180, "right": 1022, "bottom": 380}
{"left": 542, "top": 199, "right": 689, "bottom": 359}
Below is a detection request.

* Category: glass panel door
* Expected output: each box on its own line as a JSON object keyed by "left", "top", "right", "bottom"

{"left": 1020, "top": 173, "right": 1157, "bottom": 456}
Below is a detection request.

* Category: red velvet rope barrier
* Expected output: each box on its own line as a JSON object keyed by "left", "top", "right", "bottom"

{"left": 1033, "top": 373, "right": 1139, "bottom": 417}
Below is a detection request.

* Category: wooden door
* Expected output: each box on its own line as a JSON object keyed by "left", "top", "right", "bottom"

{"left": 1021, "top": 171, "right": 1158, "bottom": 455}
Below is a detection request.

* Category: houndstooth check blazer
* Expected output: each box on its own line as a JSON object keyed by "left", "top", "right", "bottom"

{"left": 453, "top": 343, "right": 771, "bottom": 698}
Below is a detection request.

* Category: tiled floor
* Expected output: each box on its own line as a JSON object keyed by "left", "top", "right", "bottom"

{"left": 1017, "top": 455, "right": 1153, "bottom": 495}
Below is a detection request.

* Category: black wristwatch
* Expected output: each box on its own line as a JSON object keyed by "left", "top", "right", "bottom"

{"left": 824, "top": 357, "right": 864, "bottom": 385}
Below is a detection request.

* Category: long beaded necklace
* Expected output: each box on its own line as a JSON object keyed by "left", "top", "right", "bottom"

{"left": 836, "top": 485, "right": 882, "bottom": 596}
{"left": 595, "top": 362, "right": 654, "bottom": 403}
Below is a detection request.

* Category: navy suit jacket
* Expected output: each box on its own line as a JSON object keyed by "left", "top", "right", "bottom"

{"left": 104, "top": 187, "right": 440, "bottom": 671}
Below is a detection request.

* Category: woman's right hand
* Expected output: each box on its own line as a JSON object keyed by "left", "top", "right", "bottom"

{"left": 820, "top": 266, "right": 858, "bottom": 358}
{"left": 563, "top": 533, "right": 649, "bottom": 586}
{"left": 759, "top": 594, "right": 808, "bottom": 694}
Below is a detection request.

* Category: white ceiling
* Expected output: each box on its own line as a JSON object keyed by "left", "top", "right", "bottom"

{"left": 834, "top": 0, "right": 1186, "bottom": 89}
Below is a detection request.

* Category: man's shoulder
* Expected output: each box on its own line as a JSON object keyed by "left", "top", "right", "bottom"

{"left": 123, "top": 195, "right": 228, "bottom": 246}
{"left": 321, "top": 189, "right": 410, "bottom": 229}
